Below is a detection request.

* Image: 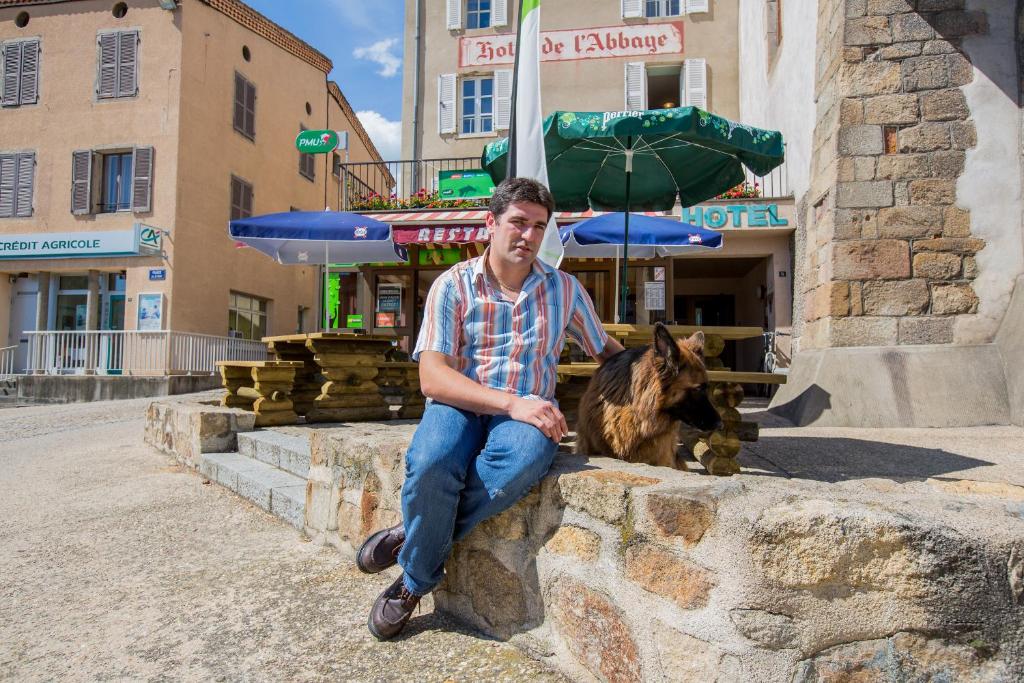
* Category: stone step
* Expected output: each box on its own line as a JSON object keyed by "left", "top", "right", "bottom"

{"left": 236, "top": 430, "right": 310, "bottom": 479}
{"left": 199, "top": 452, "right": 306, "bottom": 530}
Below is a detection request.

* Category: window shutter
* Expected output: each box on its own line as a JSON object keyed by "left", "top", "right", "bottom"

{"left": 14, "top": 153, "right": 34, "bottom": 217}
{"left": 97, "top": 33, "right": 117, "bottom": 98}
{"left": 446, "top": 0, "right": 462, "bottom": 30}
{"left": 19, "top": 40, "right": 39, "bottom": 105}
{"left": 131, "top": 146, "right": 153, "bottom": 213}
{"left": 682, "top": 58, "right": 707, "bottom": 110}
{"left": 241, "top": 182, "right": 253, "bottom": 218}
{"left": 2, "top": 42, "right": 22, "bottom": 106}
{"left": 245, "top": 80, "right": 256, "bottom": 138}
{"left": 624, "top": 62, "right": 646, "bottom": 111}
{"left": 685, "top": 0, "right": 710, "bottom": 13}
{"left": 230, "top": 176, "right": 241, "bottom": 220}
{"left": 621, "top": 0, "right": 643, "bottom": 19}
{"left": 438, "top": 73, "right": 456, "bottom": 134}
{"left": 71, "top": 150, "right": 93, "bottom": 215}
{"left": 494, "top": 69, "right": 512, "bottom": 130}
{"left": 117, "top": 31, "right": 138, "bottom": 98}
{"left": 0, "top": 154, "right": 14, "bottom": 218}
{"left": 233, "top": 73, "right": 245, "bottom": 131}
{"left": 492, "top": 0, "right": 509, "bottom": 28}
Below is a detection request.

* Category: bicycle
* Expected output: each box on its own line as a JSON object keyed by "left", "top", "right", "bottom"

{"left": 759, "top": 330, "right": 790, "bottom": 398}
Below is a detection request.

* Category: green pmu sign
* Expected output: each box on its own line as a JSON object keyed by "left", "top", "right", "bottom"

{"left": 295, "top": 130, "right": 339, "bottom": 154}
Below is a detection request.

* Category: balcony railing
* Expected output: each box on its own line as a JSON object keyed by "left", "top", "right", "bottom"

{"left": 0, "top": 345, "right": 16, "bottom": 381}
{"left": 339, "top": 156, "right": 792, "bottom": 213}
{"left": 23, "top": 330, "right": 268, "bottom": 376}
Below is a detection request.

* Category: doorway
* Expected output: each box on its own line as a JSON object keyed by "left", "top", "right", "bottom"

{"left": 9, "top": 275, "right": 38, "bottom": 373}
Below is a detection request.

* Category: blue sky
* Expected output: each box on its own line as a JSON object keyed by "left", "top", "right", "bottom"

{"left": 244, "top": 0, "right": 405, "bottom": 160}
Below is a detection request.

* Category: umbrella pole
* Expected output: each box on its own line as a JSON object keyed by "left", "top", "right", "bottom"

{"left": 620, "top": 137, "right": 633, "bottom": 324}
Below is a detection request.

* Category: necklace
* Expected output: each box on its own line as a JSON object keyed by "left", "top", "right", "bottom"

{"left": 486, "top": 261, "right": 522, "bottom": 298}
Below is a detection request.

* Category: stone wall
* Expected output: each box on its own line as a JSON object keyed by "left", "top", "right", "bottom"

{"left": 144, "top": 401, "right": 254, "bottom": 467}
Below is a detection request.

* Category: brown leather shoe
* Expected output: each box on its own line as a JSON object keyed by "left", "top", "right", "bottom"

{"left": 355, "top": 523, "right": 405, "bottom": 574}
{"left": 367, "top": 574, "right": 421, "bottom": 641}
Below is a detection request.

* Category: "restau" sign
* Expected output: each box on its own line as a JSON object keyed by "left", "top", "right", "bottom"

{"left": 460, "top": 22, "right": 683, "bottom": 67}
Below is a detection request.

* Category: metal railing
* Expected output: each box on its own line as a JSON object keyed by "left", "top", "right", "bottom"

{"left": 0, "top": 345, "right": 16, "bottom": 380}
{"left": 340, "top": 157, "right": 486, "bottom": 212}
{"left": 23, "top": 330, "right": 268, "bottom": 376}
{"left": 743, "top": 161, "right": 791, "bottom": 199}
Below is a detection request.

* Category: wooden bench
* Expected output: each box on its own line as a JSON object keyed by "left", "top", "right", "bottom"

{"left": 217, "top": 360, "right": 305, "bottom": 427}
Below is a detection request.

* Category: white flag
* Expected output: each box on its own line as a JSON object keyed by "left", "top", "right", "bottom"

{"left": 511, "top": 0, "right": 564, "bottom": 267}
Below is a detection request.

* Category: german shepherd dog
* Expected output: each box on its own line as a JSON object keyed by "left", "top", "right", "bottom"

{"left": 576, "top": 323, "right": 722, "bottom": 468}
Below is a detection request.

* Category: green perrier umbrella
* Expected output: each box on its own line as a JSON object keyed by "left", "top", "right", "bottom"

{"left": 482, "top": 107, "right": 785, "bottom": 321}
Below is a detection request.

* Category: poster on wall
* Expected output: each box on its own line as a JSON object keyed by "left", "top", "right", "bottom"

{"left": 644, "top": 282, "right": 665, "bottom": 311}
{"left": 137, "top": 293, "right": 164, "bottom": 331}
{"left": 376, "top": 284, "right": 402, "bottom": 313}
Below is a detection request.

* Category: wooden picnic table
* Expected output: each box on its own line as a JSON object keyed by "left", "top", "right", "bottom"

{"left": 216, "top": 360, "right": 305, "bottom": 427}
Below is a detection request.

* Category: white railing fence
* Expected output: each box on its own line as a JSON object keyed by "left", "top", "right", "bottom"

{"left": 0, "top": 345, "right": 16, "bottom": 380}
{"left": 23, "top": 331, "right": 268, "bottom": 376}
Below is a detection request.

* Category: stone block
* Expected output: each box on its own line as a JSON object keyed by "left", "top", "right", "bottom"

{"left": 879, "top": 41, "right": 923, "bottom": 60}
{"left": 544, "top": 526, "right": 601, "bottom": 561}
{"left": 913, "top": 252, "right": 961, "bottom": 279}
{"left": 899, "top": 122, "right": 950, "bottom": 152}
{"left": 864, "top": 93, "right": 921, "bottom": 124}
{"left": 892, "top": 13, "right": 935, "bottom": 41}
{"left": 839, "top": 98, "right": 864, "bottom": 126}
{"left": 845, "top": 16, "right": 892, "bottom": 45}
{"left": 942, "top": 206, "right": 971, "bottom": 237}
{"left": 862, "top": 279, "right": 930, "bottom": 315}
{"left": 893, "top": 181, "right": 910, "bottom": 206}
{"left": 949, "top": 120, "right": 976, "bottom": 150}
{"left": 902, "top": 55, "right": 950, "bottom": 91}
{"left": 843, "top": 46, "right": 868, "bottom": 63}
{"left": 851, "top": 282, "right": 864, "bottom": 315}
{"left": 876, "top": 151, "right": 965, "bottom": 179}
{"left": 917, "top": 0, "right": 964, "bottom": 10}
{"left": 643, "top": 492, "right": 717, "bottom": 545}
{"left": 921, "top": 89, "right": 969, "bottom": 122}
{"left": 914, "top": 237, "right": 985, "bottom": 253}
{"left": 853, "top": 156, "right": 876, "bottom": 180}
{"left": 867, "top": 0, "right": 914, "bottom": 14}
{"left": 656, "top": 628, "right": 741, "bottom": 682}
{"left": 833, "top": 239, "right": 910, "bottom": 279}
{"left": 922, "top": 39, "right": 958, "bottom": 55}
{"left": 556, "top": 469, "right": 660, "bottom": 524}
{"left": 845, "top": 0, "right": 867, "bottom": 18}
{"left": 830, "top": 316, "right": 900, "bottom": 346}
{"left": 947, "top": 54, "right": 973, "bottom": 86}
{"left": 550, "top": 576, "right": 642, "bottom": 683}
{"left": 624, "top": 544, "right": 714, "bottom": 609}
{"left": 877, "top": 206, "right": 943, "bottom": 238}
{"left": 839, "top": 125, "right": 884, "bottom": 155}
{"left": 845, "top": 61, "right": 902, "bottom": 96}
{"left": 730, "top": 609, "right": 799, "bottom": 649}
{"left": 898, "top": 316, "right": 954, "bottom": 344}
{"left": 836, "top": 181, "right": 893, "bottom": 208}
{"left": 442, "top": 547, "right": 530, "bottom": 635}
{"left": 963, "top": 255, "right": 977, "bottom": 279}
{"left": 908, "top": 179, "right": 955, "bottom": 205}
{"left": 932, "top": 10, "right": 988, "bottom": 37}
{"left": 931, "top": 283, "right": 979, "bottom": 314}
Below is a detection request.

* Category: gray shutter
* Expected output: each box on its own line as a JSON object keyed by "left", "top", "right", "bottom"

{"left": 438, "top": 73, "right": 456, "bottom": 134}
{"left": 131, "top": 146, "right": 153, "bottom": 213}
{"left": 245, "top": 80, "right": 256, "bottom": 137}
{"left": 0, "top": 154, "right": 14, "bottom": 218}
{"left": 19, "top": 40, "right": 39, "bottom": 105}
{"left": 625, "top": 62, "right": 646, "bottom": 111}
{"left": 97, "top": 33, "right": 117, "bottom": 98}
{"left": 682, "top": 58, "right": 707, "bottom": 110}
{"left": 71, "top": 150, "right": 93, "bottom": 215}
{"left": 117, "top": 31, "right": 138, "bottom": 98}
{"left": 230, "top": 177, "right": 241, "bottom": 220}
{"left": 2, "top": 41, "right": 22, "bottom": 106}
{"left": 242, "top": 182, "right": 253, "bottom": 217}
{"left": 14, "top": 153, "right": 33, "bottom": 217}
{"left": 233, "top": 73, "right": 245, "bottom": 131}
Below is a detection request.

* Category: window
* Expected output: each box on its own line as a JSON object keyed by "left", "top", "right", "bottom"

{"left": 2, "top": 39, "right": 40, "bottom": 107}
{"left": 233, "top": 72, "right": 256, "bottom": 140}
{"left": 466, "top": 0, "right": 491, "bottom": 29}
{"left": 230, "top": 175, "right": 253, "bottom": 221}
{"left": 100, "top": 152, "right": 132, "bottom": 212}
{"left": 229, "top": 292, "right": 268, "bottom": 340}
{"left": 461, "top": 76, "right": 493, "bottom": 135}
{"left": 646, "top": 0, "right": 681, "bottom": 16}
{"left": 97, "top": 31, "right": 138, "bottom": 99}
{"left": 332, "top": 151, "right": 342, "bottom": 178}
{"left": 0, "top": 151, "right": 35, "bottom": 218}
{"left": 298, "top": 124, "right": 315, "bottom": 181}
{"left": 766, "top": 0, "right": 782, "bottom": 65}
{"left": 71, "top": 147, "right": 153, "bottom": 215}
{"left": 624, "top": 59, "right": 705, "bottom": 111}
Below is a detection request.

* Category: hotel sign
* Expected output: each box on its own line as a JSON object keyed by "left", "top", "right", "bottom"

{"left": 681, "top": 204, "right": 790, "bottom": 229}
{"left": 0, "top": 226, "right": 158, "bottom": 260}
{"left": 460, "top": 22, "right": 683, "bottom": 67}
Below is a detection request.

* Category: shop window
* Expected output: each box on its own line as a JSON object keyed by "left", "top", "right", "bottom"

{"left": 646, "top": 0, "right": 681, "bottom": 16}
{"left": 230, "top": 175, "right": 253, "bottom": 220}
{"left": 228, "top": 291, "right": 268, "bottom": 340}
{"left": 298, "top": 124, "right": 315, "bottom": 181}
{"left": 96, "top": 30, "right": 139, "bottom": 99}
{"left": 0, "top": 151, "right": 35, "bottom": 217}
{"left": 461, "top": 76, "right": 493, "bottom": 135}
{"left": 466, "top": 0, "right": 491, "bottom": 29}
{"left": 1, "top": 38, "right": 40, "bottom": 107}
{"left": 233, "top": 71, "right": 256, "bottom": 140}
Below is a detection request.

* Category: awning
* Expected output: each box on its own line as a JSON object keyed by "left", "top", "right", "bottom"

{"left": 369, "top": 209, "right": 672, "bottom": 225}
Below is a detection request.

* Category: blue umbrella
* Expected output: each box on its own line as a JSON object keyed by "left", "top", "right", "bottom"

{"left": 560, "top": 212, "right": 723, "bottom": 258}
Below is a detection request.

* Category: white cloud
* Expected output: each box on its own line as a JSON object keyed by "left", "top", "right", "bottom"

{"left": 356, "top": 110, "right": 402, "bottom": 161}
{"left": 353, "top": 38, "right": 402, "bottom": 78}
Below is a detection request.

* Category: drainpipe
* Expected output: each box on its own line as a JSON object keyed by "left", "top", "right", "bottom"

{"left": 411, "top": 0, "right": 422, "bottom": 190}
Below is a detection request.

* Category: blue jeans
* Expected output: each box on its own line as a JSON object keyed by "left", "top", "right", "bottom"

{"left": 396, "top": 402, "right": 558, "bottom": 595}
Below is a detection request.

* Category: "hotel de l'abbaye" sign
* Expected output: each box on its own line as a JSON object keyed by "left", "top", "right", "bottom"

{"left": 459, "top": 22, "right": 684, "bottom": 68}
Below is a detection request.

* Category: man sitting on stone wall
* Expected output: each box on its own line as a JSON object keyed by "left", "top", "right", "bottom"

{"left": 356, "top": 177, "right": 625, "bottom": 640}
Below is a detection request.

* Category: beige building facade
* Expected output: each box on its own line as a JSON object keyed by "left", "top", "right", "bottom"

{"left": 0, "top": 0, "right": 382, "bottom": 372}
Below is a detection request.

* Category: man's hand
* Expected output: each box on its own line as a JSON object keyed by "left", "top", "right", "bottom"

{"left": 509, "top": 397, "right": 568, "bottom": 442}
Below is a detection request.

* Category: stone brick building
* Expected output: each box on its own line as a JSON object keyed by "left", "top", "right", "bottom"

{"left": 741, "top": 0, "right": 1023, "bottom": 427}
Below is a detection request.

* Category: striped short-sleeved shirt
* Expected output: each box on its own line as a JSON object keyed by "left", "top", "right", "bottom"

{"left": 412, "top": 250, "right": 609, "bottom": 402}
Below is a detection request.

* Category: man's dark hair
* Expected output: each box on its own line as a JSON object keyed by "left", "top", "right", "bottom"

{"left": 488, "top": 177, "right": 555, "bottom": 221}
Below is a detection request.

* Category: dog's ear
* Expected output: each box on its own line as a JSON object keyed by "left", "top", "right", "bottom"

{"left": 684, "top": 331, "right": 705, "bottom": 360}
{"left": 653, "top": 322, "right": 681, "bottom": 370}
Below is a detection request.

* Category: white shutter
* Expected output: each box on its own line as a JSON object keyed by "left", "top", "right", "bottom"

{"left": 131, "top": 146, "right": 153, "bottom": 213}
{"left": 492, "top": 0, "right": 508, "bottom": 28}
{"left": 19, "top": 40, "right": 39, "bottom": 105}
{"left": 621, "top": 0, "right": 643, "bottom": 19}
{"left": 117, "top": 30, "right": 138, "bottom": 98}
{"left": 97, "top": 33, "right": 118, "bottom": 98}
{"left": 682, "top": 58, "right": 707, "bottom": 110}
{"left": 2, "top": 42, "right": 22, "bottom": 106}
{"left": 0, "top": 154, "right": 14, "bottom": 217}
{"left": 14, "top": 153, "right": 33, "bottom": 217}
{"left": 685, "top": 0, "right": 710, "bottom": 13}
{"left": 494, "top": 69, "right": 512, "bottom": 130}
{"left": 447, "top": 0, "right": 462, "bottom": 30}
{"left": 438, "top": 73, "right": 457, "bottom": 134}
{"left": 71, "top": 150, "right": 93, "bottom": 215}
{"left": 624, "top": 62, "right": 646, "bottom": 111}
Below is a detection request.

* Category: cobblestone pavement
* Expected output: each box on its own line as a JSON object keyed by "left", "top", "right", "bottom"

{"left": 0, "top": 398, "right": 566, "bottom": 682}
